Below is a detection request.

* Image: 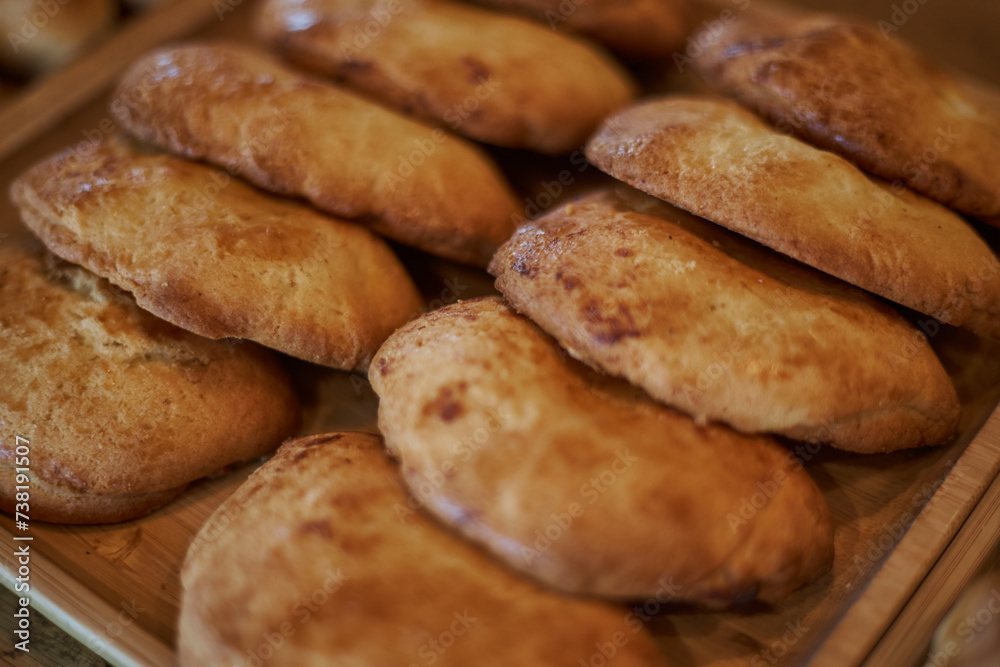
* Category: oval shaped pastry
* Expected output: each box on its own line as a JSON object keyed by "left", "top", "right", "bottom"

{"left": 10, "top": 136, "right": 423, "bottom": 370}
{"left": 110, "top": 42, "right": 521, "bottom": 266}
{"left": 0, "top": 239, "right": 300, "bottom": 524}
{"left": 370, "top": 297, "right": 833, "bottom": 604}
{"left": 0, "top": 0, "right": 116, "bottom": 77}
{"left": 692, "top": 14, "right": 1000, "bottom": 219}
{"left": 585, "top": 96, "right": 1000, "bottom": 338}
{"left": 256, "top": 0, "right": 637, "bottom": 155}
{"left": 470, "top": 0, "right": 686, "bottom": 58}
{"left": 490, "top": 187, "right": 961, "bottom": 453}
{"left": 179, "top": 432, "right": 666, "bottom": 666}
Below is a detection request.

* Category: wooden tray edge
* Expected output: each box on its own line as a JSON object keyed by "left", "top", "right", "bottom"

{"left": 0, "top": 0, "right": 219, "bottom": 163}
{"left": 864, "top": 456, "right": 1000, "bottom": 665}
{"left": 809, "top": 403, "right": 1000, "bottom": 666}
{"left": 0, "top": 524, "right": 173, "bottom": 667}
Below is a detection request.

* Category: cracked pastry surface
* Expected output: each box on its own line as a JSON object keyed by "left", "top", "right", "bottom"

{"left": 0, "top": 238, "right": 300, "bottom": 523}
{"left": 179, "top": 432, "right": 666, "bottom": 666}
{"left": 586, "top": 96, "right": 1000, "bottom": 338}
{"left": 490, "top": 187, "right": 961, "bottom": 453}
{"left": 11, "top": 135, "right": 423, "bottom": 370}
{"left": 692, "top": 14, "right": 1000, "bottom": 219}
{"left": 370, "top": 297, "right": 834, "bottom": 604}
{"left": 257, "top": 0, "right": 637, "bottom": 154}
{"left": 110, "top": 42, "right": 521, "bottom": 266}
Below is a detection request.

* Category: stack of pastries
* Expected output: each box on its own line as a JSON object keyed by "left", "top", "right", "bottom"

{"left": 3, "top": 0, "right": 1000, "bottom": 663}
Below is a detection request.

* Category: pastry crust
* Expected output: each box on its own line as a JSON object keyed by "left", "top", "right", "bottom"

{"left": 11, "top": 136, "right": 423, "bottom": 370}
{"left": 370, "top": 297, "right": 834, "bottom": 604}
{"left": 585, "top": 96, "right": 1000, "bottom": 338}
{"left": 490, "top": 187, "right": 961, "bottom": 453}
{"left": 0, "top": 0, "right": 116, "bottom": 76}
{"left": 0, "top": 239, "right": 300, "bottom": 524}
{"left": 110, "top": 42, "right": 521, "bottom": 266}
{"left": 692, "top": 14, "right": 1000, "bottom": 219}
{"left": 257, "top": 0, "right": 637, "bottom": 154}
{"left": 179, "top": 432, "right": 666, "bottom": 666}
{"left": 470, "top": 0, "right": 686, "bottom": 58}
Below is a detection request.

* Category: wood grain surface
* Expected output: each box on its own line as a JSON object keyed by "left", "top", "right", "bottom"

{"left": 0, "top": 0, "right": 999, "bottom": 666}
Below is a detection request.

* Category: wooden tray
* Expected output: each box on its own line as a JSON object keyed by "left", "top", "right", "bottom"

{"left": 1, "top": 1, "right": 999, "bottom": 665}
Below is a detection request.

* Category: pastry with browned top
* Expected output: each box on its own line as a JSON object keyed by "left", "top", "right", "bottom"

{"left": 179, "top": 432, "right": 666, "bottom": 666}
{"left": 371, "top": 297, "right": 833, "bottom": 604}
{"left": 11, "top": 136, "right": 423, "bottom": 370}
{"left": 586, "top": 96, "right": 1000, "bottom": 338}
{"left": 0, "top": 239, "right": 299, "bottom": 524}
{"left": 490, "top": 187, "right": 961, "bottom": 453}
{"left": 470, "top": 0, "right": 686, "bottom": 58}
{"left": 257, "top": 0, "right": 637, "bottom": 155}
{"left": 692, "top": 14, "right": 1000, "bottom": 219}
{"left": 110, "top": 42, "right": 521, "bottom": 266}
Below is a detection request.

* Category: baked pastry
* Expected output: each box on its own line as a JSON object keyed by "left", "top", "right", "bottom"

{"left": 0, "top": 0, "right": 116, "bottom": 77}
{"left": 110, "top": 42, "right": 521, "bottom": 266}
{"left": 931, "top": 570, "right": 1000, "bottom": 667}
{"left": 179, "top": 432, "right": 666, "bottom": 666}
{"left": 256, "top": 0, "right": 637, "bottom": 154}
{"left": 370, "top": 297, "right": 833, "bottom": 604}
{"left": 470, "top": 0, "right": 686, "bottom": 58}
{"left": 0, "top": 238, "right": 299, "bottom": 524}
{"left": 585, "top": 96, "right": 1000, "bottom": 338}
{"left": 490, "top": 187, "right": 961, "bottom": 453}
{"left": 11, "top": 135, "right": 423, "bottom": 370}
{"left": 692, "top": 14, "right": 1000, "bottom": 219}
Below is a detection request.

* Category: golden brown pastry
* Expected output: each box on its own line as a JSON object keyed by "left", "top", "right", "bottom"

{"left": 585, "top": 96, "right": 1000, "bottom": 338}
{"left": 370, "top": 297, "right": 833, "bottom": 604}
{"left": 179, "top": 432, "right": 667, "bottom": 666}
{"left": 110, "top": 42, "right": 521, "bottom": 266}
{"left": 470, "top": 0, "right": 686, "bottom": 58}
{"left": 692, "top": 14, "right": 1000, "bottom": 219}
{"left": 11, "top": 136, "right": 423, "bottom": 370}
{"left": 0, "top": 239, "right": 299, "bottom": 524}
{"left": 490, "top": 187, "right": 961, "bottom": 453}
{"left": 257, "top": 0, "right": 637, "bottom": 155}
{"left": 0, "top": 0, "right": 116, "bottom": 77}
